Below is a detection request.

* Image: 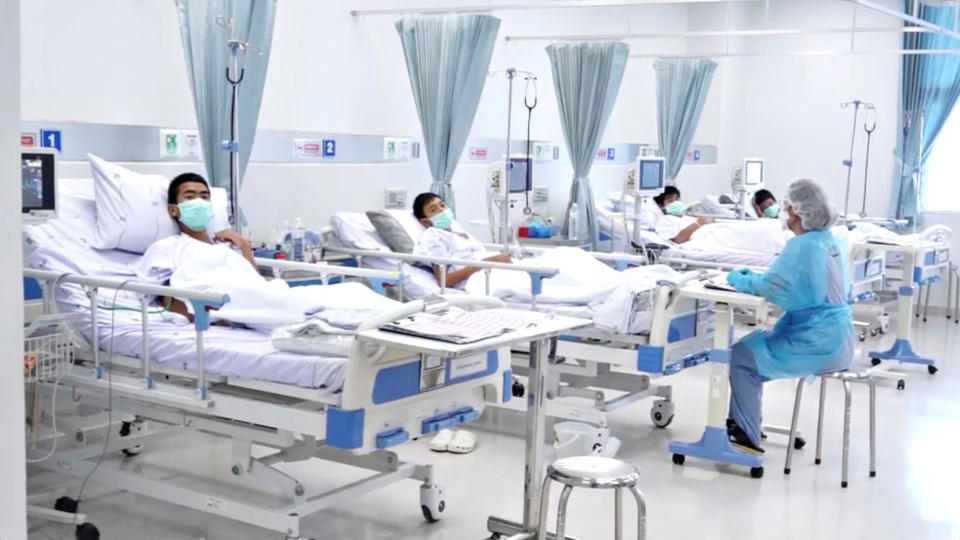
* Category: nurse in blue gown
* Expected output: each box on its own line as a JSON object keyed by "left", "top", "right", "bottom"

{"left": 724, "top": 179, "right": 854, "bottom": 454}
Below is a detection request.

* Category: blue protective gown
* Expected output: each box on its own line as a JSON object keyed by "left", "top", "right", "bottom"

{"left": 732, "top": 229, "right": 855, "bottom": 379}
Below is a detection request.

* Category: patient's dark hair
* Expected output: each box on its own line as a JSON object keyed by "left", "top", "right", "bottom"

{"left": 167, "top": 173, "right": 209, "bottom": 204}
{"left": 653, "top": 186, "right": 681, "bottom": 207}
{"left": 413, "top": 192, "right": 442, "bottom": 219}
{"left": 753, "top": 189, "right": 776, "bottom": 206}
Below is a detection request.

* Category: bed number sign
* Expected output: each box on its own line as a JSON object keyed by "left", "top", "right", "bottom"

{"left": 322, "top": 139, "right": 336, "bottom": 158}
{"left": 40, "top": 129, "right": 62, "bottom": 151}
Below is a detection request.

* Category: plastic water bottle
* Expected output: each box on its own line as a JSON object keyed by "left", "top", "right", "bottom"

{"left": 292, "top": 218, "right": 305, "bottom": 262}
{"left": 568, "top": 202, "right": 580, "bottom": 241}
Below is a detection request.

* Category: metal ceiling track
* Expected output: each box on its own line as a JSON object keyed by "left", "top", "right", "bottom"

{"left": 352, "top": 0, "right": 960, "bottom": 55}
{"left": 350, "top": 0, "right": 763, "bottom": 17}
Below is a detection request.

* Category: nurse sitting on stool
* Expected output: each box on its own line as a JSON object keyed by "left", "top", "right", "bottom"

{"left": 724, "top": 179, "right": 855, "bottom": 455}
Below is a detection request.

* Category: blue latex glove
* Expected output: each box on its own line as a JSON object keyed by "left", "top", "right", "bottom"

{"left": 726, "top": 268, "right": 755, "bottom": 293}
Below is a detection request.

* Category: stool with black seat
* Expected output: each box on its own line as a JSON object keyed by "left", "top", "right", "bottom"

{"left": 783, "top": 369, "right": 877, "bottom": 487}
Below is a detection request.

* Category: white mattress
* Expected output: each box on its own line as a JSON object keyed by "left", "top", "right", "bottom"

{"left": 96, "top": 316, "right": 346, "bottom": 391}
{"left": 25, "top": 180, "right": 352, "bottom": 391}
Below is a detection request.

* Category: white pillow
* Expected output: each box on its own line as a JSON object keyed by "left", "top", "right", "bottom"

{"left": 89, "top": 155, "right": 229, "bottom": 253}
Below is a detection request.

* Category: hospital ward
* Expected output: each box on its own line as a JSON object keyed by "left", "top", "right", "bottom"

{"left": 6, "top": 1, "right": 960, "bottom": 539}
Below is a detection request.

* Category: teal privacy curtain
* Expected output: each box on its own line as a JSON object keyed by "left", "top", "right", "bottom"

{"left": 654, "top": 58, "right": 717, "bottom": 182}
{"left": 175, "top": 0, "right": 276, "bottom": 195}
{"left": 396, "top": 14, "right": 501, "bottom": 212}
{"left": 546, "top": 42, "right": 630, "bottom": 248}
{"left": 891, "top": 2, "right": 960, "bottom": 222}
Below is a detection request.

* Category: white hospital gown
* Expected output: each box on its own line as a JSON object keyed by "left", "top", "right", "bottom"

{"left": 137, "top": 235, "right": 399, "bottom": 329}
{"left": 412, "top": 222, "right": 496, "bottom": 287}
{"left": 638, "top": 198, "right": 664, "bottom": 230}
{"left": 655, "top": 215, "right": 696, "bottom": 241}
{"left": 138, "top": 234, "right": 258, "bottom": 285}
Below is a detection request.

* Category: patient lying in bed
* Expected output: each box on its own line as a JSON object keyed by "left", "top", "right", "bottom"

{"left": 140, "top": 174, "right": 397, "bottom": 328}
{"left": 412, "top": 192, "right": 512, "bottom": 289}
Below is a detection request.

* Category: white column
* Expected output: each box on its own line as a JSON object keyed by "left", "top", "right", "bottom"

{"left": 0, "top": 1, "right": 26, "bottom": 538}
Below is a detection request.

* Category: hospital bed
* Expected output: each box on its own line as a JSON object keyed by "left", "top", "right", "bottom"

{"left": 325, "top": 211, "right": 718, "bottom": 428}
{"left": 21, "top": 194, "right": 522, "bottom": 538}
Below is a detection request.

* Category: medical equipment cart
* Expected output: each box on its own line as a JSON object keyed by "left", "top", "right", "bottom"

{"left": 668, "top": 281, "right": 769, "bottom": 478}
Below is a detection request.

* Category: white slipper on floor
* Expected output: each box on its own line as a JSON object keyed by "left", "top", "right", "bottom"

{"left": 429, "top": 429, "right": 456, "bottom": 452}
{"left": 448, "top": 430, "right": 478, "bottom": 454}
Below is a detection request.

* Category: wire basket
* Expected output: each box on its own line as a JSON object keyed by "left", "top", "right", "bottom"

{"left": 22, "top": 313, "right": 83, "bottom": 384}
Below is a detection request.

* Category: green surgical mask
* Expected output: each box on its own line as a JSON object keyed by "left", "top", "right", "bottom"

{"left": 665, "top": 201, "right": 685, "bottom": 217}
{"left": 763, "top": 203, "right": 781, "bottom": 219}
{"left": 177, "top": 198, "right": 213, "bottom": 232}
{"left": 429, "top": 208, "right": 454, "bottom": 230}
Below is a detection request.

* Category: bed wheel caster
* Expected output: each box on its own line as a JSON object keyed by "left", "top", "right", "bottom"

{"left": 897, "top": 379, "right": 906, "bottom": 391}
{"left": 870, "top": 358, "right": 881, "bottom": 367}
{"left": 420, "top": 483, "right": 445, "bottom": 523}
{"left": 750, "top": 466, "right": 764, "bottom": 479}
{"left": 794, "top": 436, "right": 806, "bottom": 450}
{"left": 119, "top": 421, "right": 143, "bottom": 457}
{"left": 928, "top": 365, "right": 938, "bottom": 375}
{"left": 870, "top": 328, "right": 879, "bottom": 337}
{"left": 75, "top": 523, "right": 100, "bottom": 540}
{"left": 672, "top": 453, "right": 685, "bottom": 465}
{"left": 858, "top": 333, "right": 866, "bottom": 342}
{"left": 55, "top": 496, "right": 80, "bottom": 514}
{"left": 650, "top": 400, "right": 674, "bottom": 428}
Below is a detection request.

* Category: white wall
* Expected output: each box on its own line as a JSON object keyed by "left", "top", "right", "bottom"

{"left": 20, "top": 0, "right": 707, "bottom": 241}
{"left": 3, "top": 0, "right": 27, "bottom": 537}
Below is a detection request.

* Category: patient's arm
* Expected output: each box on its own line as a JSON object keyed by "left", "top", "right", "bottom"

{"left": 213, "top": 229, "right": 256, "bottom": 269}
{"left": 672, "top": 217, "right": 710, "bottom": 244}
{"left": 163, "top": 297, "right": 194, "bottom": 324}
{"left": 433, "top": 254, "right": 512, "bottom": 288}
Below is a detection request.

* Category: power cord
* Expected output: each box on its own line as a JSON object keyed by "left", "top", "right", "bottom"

{"left": 55, "top": 282, "right": 129, "bottom": 540}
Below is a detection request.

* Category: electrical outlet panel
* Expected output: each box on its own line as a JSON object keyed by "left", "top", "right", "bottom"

{"left": 385, "top": 188, "right": 407, "bottom": 208}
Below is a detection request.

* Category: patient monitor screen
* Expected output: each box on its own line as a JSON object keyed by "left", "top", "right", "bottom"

{"left": 22, "top": 151, "right": 57, "bottom": 218}
{"left": 508, "top": 156, "right": 532, "bottom": 193}
{"left": 639, "top": 159, "right": 664, "bottom": 190}
{"left": 744, "top": 160, "right": 764, "bottom": 187}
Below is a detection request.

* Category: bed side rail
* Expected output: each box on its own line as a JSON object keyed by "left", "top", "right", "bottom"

{"left": 483, "top": 242, "right": 649, "bottom": 270}
{"left": 255, "top": 257, "right": 399, "bottom": 293}
{"left": 322, "top": 245, "right": 560, "bottom": 303}
{"left": 24, "top": 268, "right": 229, "bottom": 400}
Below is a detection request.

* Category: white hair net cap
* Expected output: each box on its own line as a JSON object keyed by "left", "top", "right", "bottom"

{"left": 783, "top": 179, "right": 837, "bottom": 231}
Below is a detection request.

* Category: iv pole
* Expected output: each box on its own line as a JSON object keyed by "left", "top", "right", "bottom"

{"left": 840, "top": 99, "right": 875, "bottom": 224}
{"left": 490, "top": 67, "right": 536, "bottom": 255}
{"left": 859, "top": 106, "right": 878, "bottom": 217}
{"left": 217, "top": 16, "right": 263, "bottom": 234}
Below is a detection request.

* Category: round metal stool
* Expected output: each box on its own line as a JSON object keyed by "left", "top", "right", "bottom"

{"left": 783, "top": 370, "right": 877, "bottom": 488}
{"left": 536, "top": 456, "right": 646, "bottom": 540}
